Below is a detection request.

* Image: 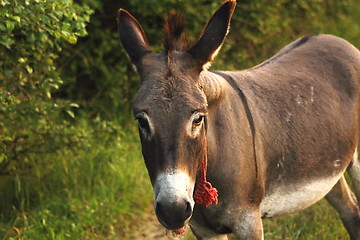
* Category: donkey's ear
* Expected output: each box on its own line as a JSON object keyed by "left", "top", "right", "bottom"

{"left": 187, "top": 0, "right": 236, "bottom": 70}
{"left": 117, "top": 9, "right": 151, "bottom": 65}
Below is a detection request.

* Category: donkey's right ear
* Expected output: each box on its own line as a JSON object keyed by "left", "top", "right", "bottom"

{"left": 117, "top": 9, "right": 151, "bottom": 65}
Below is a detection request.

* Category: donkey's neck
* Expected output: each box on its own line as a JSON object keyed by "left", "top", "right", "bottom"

{"left": 199, "top": 71, "right": 229, "bottom": 105}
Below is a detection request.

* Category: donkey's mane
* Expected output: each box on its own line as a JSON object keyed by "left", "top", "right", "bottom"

{"left": 164, "top": 10, "right": 193, "bottom": 53}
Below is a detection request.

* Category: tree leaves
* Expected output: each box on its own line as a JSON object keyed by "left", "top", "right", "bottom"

{"left": 0, "top": 0, "right": 93, "bottom": 178}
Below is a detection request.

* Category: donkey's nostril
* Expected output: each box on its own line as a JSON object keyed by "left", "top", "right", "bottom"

{"left": 184, "top": 200, "right": 192, "bottom": 220}
{"left": 155, "top": 201, "right": 166, "bottom": 220}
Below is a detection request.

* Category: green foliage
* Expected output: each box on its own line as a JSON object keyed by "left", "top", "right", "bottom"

{"left": 0, "top": 0, "right": 92, "bottom": 97}
{"left": 0, "top": 0, "right": 92, "bottom": 219}
{"left": 0, "top": 0, "right": 92, "bottom": 165}
{"left": 222, "top": 0, "right": 360, "bottom": 69}
{"left": 59, "top": 0, "right": 139, "bottom": 120}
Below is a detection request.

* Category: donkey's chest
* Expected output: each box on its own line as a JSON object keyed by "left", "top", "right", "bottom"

{"left": 259, "top": 174, "right": 342, "bottom": 218}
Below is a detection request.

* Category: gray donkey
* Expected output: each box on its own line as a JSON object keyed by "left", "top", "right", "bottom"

{"left": 117, "top": 0, "right": 360, "bottom": 239}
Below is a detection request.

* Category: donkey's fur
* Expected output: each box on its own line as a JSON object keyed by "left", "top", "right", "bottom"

{"left": 117, "top": 1, "right": 360, "bottom": 239}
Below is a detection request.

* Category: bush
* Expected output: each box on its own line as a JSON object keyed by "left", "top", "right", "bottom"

{"left": 0, "top": 0, "right": 92, "bottom": 212}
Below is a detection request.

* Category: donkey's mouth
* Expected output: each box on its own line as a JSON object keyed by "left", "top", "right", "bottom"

{"left": 156, "top": 215, "right": 188, "bottom": 231}
{"left": 155, "top": 200, "right": 193, "bottom": 230}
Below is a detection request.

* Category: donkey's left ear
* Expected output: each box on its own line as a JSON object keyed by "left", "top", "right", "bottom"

{"left": 117, "top": 9, "right": 151, "bottom": 66}
{"left": 187, "top": 0, "right": 236, "bottom": 70}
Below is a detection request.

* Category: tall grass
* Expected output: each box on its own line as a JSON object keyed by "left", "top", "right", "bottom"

{"left": 0, "top": 119, "right": 152, "bottom": 240}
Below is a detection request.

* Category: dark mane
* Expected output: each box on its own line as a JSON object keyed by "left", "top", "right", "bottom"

{"left": 164, "top": 10, "right": 192, "bottom": 52}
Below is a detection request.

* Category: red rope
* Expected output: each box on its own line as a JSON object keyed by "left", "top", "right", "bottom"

{"left": 193, "top": 135, "right": 218, "bottom": 207}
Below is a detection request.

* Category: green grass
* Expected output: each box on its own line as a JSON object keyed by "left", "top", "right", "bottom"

{"left": 262, "top": 199, "right": 348, "bottom": 240}
{"left": 0, "top": 120, "right": 152, "bottom": 240}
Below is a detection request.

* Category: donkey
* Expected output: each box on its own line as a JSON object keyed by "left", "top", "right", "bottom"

{"left": 117, "top": 0, "right": 360, "bottom": 239}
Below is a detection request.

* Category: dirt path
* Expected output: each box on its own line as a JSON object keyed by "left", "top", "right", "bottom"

{"left": 124, "top": 205, "right": 239, "bottom": 240}
{"left": 125, "top": 209, "right": 238, "bottom": 240}
{"left": 126, "top": 210, "right": 168, "bottom": 240}
{"left": 125, "top": 206, "right": 195, "bottom": 240}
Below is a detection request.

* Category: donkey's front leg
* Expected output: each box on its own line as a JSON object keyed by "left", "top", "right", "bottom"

{"left": 230, "top": 207, "right": 264, "bottom": 240}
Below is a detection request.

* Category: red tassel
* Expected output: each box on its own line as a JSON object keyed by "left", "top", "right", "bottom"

{"left": 193, "top": 136, "right": 218, "bottom": 207}
{"left": 194, "top": 179, "right": 218, "bottom": 207}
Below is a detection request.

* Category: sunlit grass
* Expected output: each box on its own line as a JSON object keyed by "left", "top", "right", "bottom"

{"left": 262, "top": 200, "right": 347, "bottom": 240}
{"left": 0, "top": 121, "right": 152, "bottom": 240}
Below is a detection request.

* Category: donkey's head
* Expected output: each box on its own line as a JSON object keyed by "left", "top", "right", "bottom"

{"left": 117, "top": 0, "right": 236, "bottom": 231}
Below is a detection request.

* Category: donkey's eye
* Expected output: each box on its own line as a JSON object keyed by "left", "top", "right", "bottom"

{"left": 192, "top": 114, "right": 204, "bottom": 127}
{"left": 137, "top": 117, "right": 150, "bottom": 132}
{"left": 187, "top": 112, "right": 206, "bottom": 138}
{"left": 135, "top": 113, "right": 152, "bottom": 139}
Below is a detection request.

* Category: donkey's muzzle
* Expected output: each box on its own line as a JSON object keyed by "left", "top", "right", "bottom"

{"left": 155, "top": 197, "right": 193, "bottom": 230}
{"left": 152, "top": 171, "right": 195, "bottom": 230}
